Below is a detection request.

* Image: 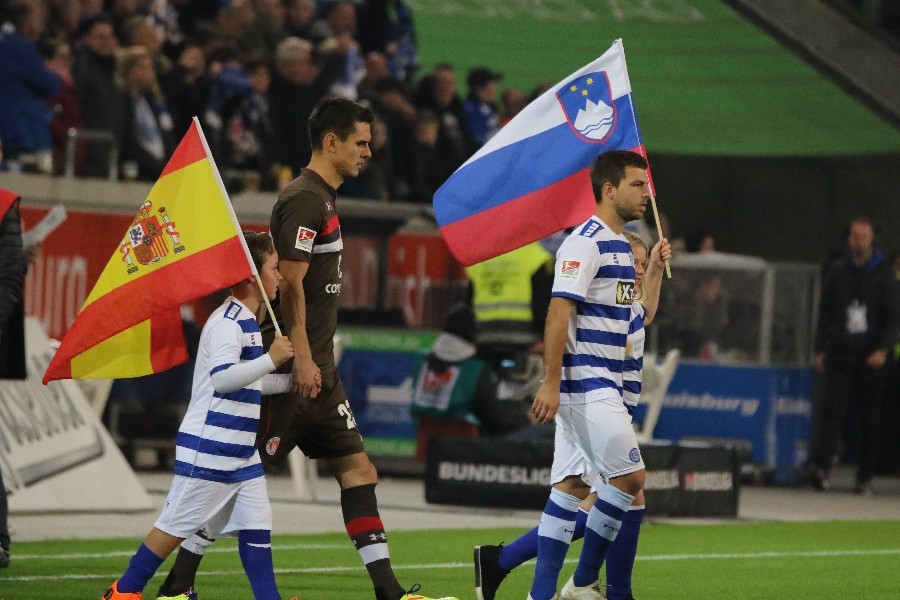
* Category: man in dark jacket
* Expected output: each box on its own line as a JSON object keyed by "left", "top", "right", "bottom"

{"left": 0, "top": 134, "right": 29, "bottom": 569}
{"left": 72, "top": 16, "right": 123, "bottom": 178}
{"left": 810, "top": 218, "right": 900, "bottom": 494}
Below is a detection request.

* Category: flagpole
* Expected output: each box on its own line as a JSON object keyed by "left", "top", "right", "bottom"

{"left": 648, "top": 194, "right": 671, "bottom": 278}
{"left": 615, "top": 39, "right": 671, "bottom": 278}
{"left": 191, "top": 117, "right": 284, "bottom": 335}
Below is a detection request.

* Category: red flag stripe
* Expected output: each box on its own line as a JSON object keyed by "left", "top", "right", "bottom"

{"left": 43, "top": 237, "right": 249, "bottom": 383}
{"left": 159, "top": 121, "right": 208, "bottom": 178}
{"left": 150, "top": 308, "right": 189, "bottom": 373}
{"left": 439, "top": 167, "right": 596, "bottom": 266}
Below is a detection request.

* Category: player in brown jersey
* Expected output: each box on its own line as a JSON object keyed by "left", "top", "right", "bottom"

{"left": 156, "top": 99, "right": 458, "bottom": 600}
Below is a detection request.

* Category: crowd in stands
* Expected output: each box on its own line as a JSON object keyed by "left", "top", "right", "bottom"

{"left": 0, "top": 0, "right": 544, "bottom": 203}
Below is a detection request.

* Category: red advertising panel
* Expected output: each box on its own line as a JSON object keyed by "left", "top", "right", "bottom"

{"left": 385, "top": 230, "right": 468, "bottom": 327}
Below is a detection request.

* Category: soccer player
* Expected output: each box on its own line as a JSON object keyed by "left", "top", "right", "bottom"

{"left": 474, "top": 231, "right": 670, "bottom": 600}
{"left": 102, "top": 231, "right": 296, "bottom": 600}
{"left": 157, "top": 97, "right": 457, "bottom": 600}
{"left": 524, "top": 150, "right": 656, "bottom": 600}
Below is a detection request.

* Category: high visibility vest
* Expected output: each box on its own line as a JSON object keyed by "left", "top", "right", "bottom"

{"left": 465, "top": 242, "right": 552, "bottom": 325}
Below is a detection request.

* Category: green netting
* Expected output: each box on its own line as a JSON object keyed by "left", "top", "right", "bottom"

{"left": 409, "top": 0, "right": 900, "bottom": 155}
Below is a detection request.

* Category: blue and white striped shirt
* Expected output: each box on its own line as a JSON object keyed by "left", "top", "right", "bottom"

{"left": 551, "top": 217, "right": 635, "bottom": 405}
{"left": 174, "top": 298, "right": 273, "bottom": 483}
{"left": 623, "top": 303, "right": 646, "bottom": 408}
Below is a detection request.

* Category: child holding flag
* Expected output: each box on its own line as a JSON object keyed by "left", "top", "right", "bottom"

{"left": 103, "top": 231, "right": 296, "bottom": 600}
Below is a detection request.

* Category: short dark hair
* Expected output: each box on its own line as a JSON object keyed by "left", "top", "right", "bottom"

{"left": 308, "top": 97, "right": 375, "bottom": 151}
{"left": 590, "top": 150, "right": 648, "bottom": 200}
{"left": 243, "top": 230, "right": 275, "bottom": 272}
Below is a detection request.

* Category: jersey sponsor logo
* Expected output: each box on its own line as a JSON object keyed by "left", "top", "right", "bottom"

{"left": 616, "top": 281, "right": 635, "bottom": 304}
{"left": 325, "top": 282, "right": 342, "bottom": 294}
{"left": 295, "top": 226, "right": 316, "bottom": 252}
{"left": 265, "top": 436, "right": 280, "bottom": 456}
{"left": 560, "top": 259, "right": 581, "bottom": 280}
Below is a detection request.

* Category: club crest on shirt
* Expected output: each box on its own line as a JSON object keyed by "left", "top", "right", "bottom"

{"left": 616, "top": 281, "right": 635, "bottom": 305}
{"left": 560, "top": 259, "right": 581, "bottom": 280}
{"left": 295, "top": 226, "right": 316, "bottom": 252}
{"left": 629, "top": 447, "right": 641, "bottom": 463}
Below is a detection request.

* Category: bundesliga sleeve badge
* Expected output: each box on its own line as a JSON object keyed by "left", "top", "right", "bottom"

{"left": 560, "top": 259, "right": 581, "bottom": 280}
{"left": 295, "top": 226, "right": 316, "bottom": 252}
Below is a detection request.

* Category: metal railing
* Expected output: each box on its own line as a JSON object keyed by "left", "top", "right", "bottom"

{"left": 64, "top": 128, "right": 119, "bottom": 180}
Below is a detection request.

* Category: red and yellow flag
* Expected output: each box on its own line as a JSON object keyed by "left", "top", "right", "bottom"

{"left": 43, "top": 119, "right": 255, "bottom": 383}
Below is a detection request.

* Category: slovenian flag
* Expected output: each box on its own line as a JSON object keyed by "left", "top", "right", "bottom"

{"left": 434, "top": 39, "right": 652, "bottom": 266}
{"left": 43, "top": 118, "right": 258, "bottom": 383}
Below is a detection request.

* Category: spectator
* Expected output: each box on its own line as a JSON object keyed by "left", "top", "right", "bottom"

{"left": 810, "top": 218, "right": 900, "bottom": 495}
{"left": 220, "top": 60, "right": 275, "bottom": 188}
{"left": 238, "top": 0, "right": 287, "bottom": 62}
{"left": 161, "top": 42, "right": 209, "bottom": 140}
{"left": 463, "top": 66, "right": 502, "bottom": 146}
{"left": 122, "top": 14, "right": 172, "bottom": 81}
{"left": 310, "top": 0, "right": 363, "bottom": 99}
{"left": 107, "top": 0, "right": 142, "bottom": 42}
{"left": 73, "top": 15, "right": 123, "bottom": 177}
{"left": 357, "top": 0, "right": 420, "bottom": 82}
{"left": 414, "top": 63, "right": 477, "bottom": 183}
{"left": 357, "top": 50, "right": 391, "bottom": 103}
{"left": 0, "top": 0, "right": 62, "bottom": 173}
{"left": 40, "top": 36, "right": 84, "bottom": 175}
{"left": 371, "top": 77, "right": 416, "bottom": 198}
{"left": 410, "top": 304, "right": 532, "bottom": 461}
{"left": 406, "top": 109, "right": 444, "bottom": 204}
{"left": 47, "top": 0, "right": 81, "bottom": 41}
{"left": 283, "top": 0, "right": 316, "bottom": 40}
{"left": 116, "top": 45, "right": 176, "bottom": 181}
{"left": 499, "top": 85, "right": 527, "bottom": 126}
{"left": 268, "top": 36, "right": 341, "bottom": 175}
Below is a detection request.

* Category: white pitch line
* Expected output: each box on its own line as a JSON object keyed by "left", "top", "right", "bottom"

{"left": 4, "top": 548, "right": 899, "bottom": 583}
{"left": 12, "top": 543, "right": 346, "bottom": 561}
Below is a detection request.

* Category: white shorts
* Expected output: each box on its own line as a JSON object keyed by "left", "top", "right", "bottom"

{"left": 155, "top": 475, "right": 272, "bottom": 539}
{"left": 550, "top": 397, "right": 644, "bottom": 486}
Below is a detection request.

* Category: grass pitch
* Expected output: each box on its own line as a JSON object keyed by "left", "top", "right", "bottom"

{"left": 2, "top": 521, "right": 899, "bottom": 599}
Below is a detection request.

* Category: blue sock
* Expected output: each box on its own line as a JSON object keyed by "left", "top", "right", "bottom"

{"left": 118, "top": 543, "right": 165, "bottom": 593}
{"left": 605, "top": 507, "right": 644, "bottom": 600}
{"left": 238, "top": 529, "right": 280, "bottom": 600}
{"left": 529, "top": 489, "right": 580, "bottom": 600}
{"left": 572, "top": 485, "right": 633, "bottom": 588}
{"left": 499, "top": 507, "right": 588, "bottom": 572}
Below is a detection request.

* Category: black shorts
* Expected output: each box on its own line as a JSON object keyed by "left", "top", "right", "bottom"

{"left": 256, "top": 365, "right": 364, "bottom": 464}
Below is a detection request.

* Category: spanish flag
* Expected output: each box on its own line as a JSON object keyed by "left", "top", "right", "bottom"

{"left": 43, "top": 119, "right": 255, "bottom": 383}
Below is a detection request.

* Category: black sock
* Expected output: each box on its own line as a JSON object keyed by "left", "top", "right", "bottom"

{"left": 157, "top": 547, "right": 204, "bottom": 597}
{"left": 341, "top": 483, "right": 405, "bottom": 600}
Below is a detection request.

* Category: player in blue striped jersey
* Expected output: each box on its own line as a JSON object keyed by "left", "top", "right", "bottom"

{"left": 474, "top": 230, "right": 669, "bottom": 600}
{"left": 527, "top": 151, "right": 665, "bottom": 600}
{"left": 103, "top": 231, "right": 297, "bottom": 600}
